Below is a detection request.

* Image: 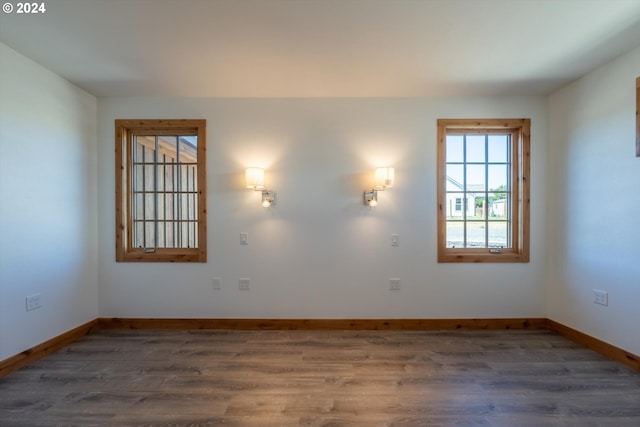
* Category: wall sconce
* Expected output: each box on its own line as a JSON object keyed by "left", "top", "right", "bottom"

{"left": 364, "top": 167, "right": 394, "bottom": 206}
{"left": 245, "top": 167, "right": 276, "bottom": 207}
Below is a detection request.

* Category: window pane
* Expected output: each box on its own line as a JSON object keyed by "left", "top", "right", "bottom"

{"left": 180, "top": 193, "right": 191, "bottom": 220}
{"left": 488, "top": 193, "right": 508, "bottom": 219}
{"left": 179, "top": 136, "right": 198, "bottom": 163}
{"left": 164, "top": 164, "right": 176, "bottom": 192}
{"left": 466, "top": 135, "right": 485, "bottom": 162}
{"left": 488, "top": 221, "right": 510, "bottom": 248}
{"left": 164, "top": 221, "right": 175, "bottom": 247}
{"left": 144, "top": 193, "right": 155, "bottom": 220}
{"left": 467, "top": 164, "right": 485, "bottom": 191}
{"left": 188, "top": 165, "right": 197, "bottom": 191}
{"left": 157, "top": 221, "right": 166, "bottom": 248}
{"left": 191, "top": 193, "right": 198, "bottom": 221}
{"left": 164, "top": 193, "right": 175, "bottom": 220}
{"left": 135, "top": 136, "right": 155, "bottom": 162}
{"left": 145, "top": 222, "right": 156, "bottom": 248}
{"left": 133, "top": 221, "right": 144, "bottom": 248}
{"left": 143, "top": 165, "right": 155, "bottom": 191}
{"left": 135, "top": 139, "right": 144, "bottom": 163}
{"left": 181, "top": 222, "right": 191, "bottom": 247}
{"left": 144, "top": 145, "right": 155, "bottom": 163}
{"left": 192, "top": 222, "right": 198, "bottom": 249}
{"left": 157, "top": 163, "right": 165, "bottom": 190}
{"left": 179, "top": 164, "right": 193, "bottom": 190}
{"left": 446, "top": 221, "right": 464, "bottom": 248}
{"left": 488, "top": 135, "right": 508, "bottom": 162}
{"left": 133, "top": 165, "right": 144, "bottom": 192}
{"left": 466, "top": 221, "right": 486, "bottom": 248}
{"left": 446, "top": 135, "right": 464, "bottom": 162}
{"left": 473, "top": 196, "right": 487, "bottom": 220}
{"left": 134, "top": 194, "right": 144, "bottom": 220}
{"left": 446, "top": 193, "right": 464, "bottom": 218}
{"left": 446, "top": 164, "right": 464, "bottom": 189}
{"left": 488, "top": 164, "right": 508, "bottom": 191}
{"left": 158, "top": 136, "right": 178, "bottom": 160}
{"left": 157, "top": 194, "right": 165, "bottom": 221}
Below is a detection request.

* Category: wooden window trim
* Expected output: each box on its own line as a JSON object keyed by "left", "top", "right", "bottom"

{"left": 437, "top": 118, "right": 530, "bottom": 263}
{"left": 115, "top": 119, "right": 207, "bottom": 262}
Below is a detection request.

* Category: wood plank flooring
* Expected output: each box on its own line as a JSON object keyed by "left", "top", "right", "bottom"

{"left": 1, "top": 329, "right": 639, "bottom": 426}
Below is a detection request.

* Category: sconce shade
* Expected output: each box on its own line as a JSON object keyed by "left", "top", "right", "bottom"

{"left": 245, "top": 167, "right": 265, "bottom": 190}
{"left": 375, "top": 167, "right": 395, "bottom": 189}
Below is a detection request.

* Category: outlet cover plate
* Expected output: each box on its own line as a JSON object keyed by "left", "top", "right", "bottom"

{"left": 26, "top": 294, "right": 42, "bottom": 311}
{"left": 593, "top": 289, "right": 608, "bottom": 306}
{"left": 239, "top": 278, "right": 250, "bottom": 291}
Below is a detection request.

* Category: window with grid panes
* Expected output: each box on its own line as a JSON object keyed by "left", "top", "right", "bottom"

{"left": 115, "top": 119, "right": 206, "bottom": 262}
{"left": 437, "top": 119, "right": 530, "bottom": 263}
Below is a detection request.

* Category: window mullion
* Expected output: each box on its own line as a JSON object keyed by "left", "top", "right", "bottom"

{"left": 173, "top": 156, "right": 178, "bottom": 248}
{"left": 484, "top": 134, "right": 489, "bottom": 249}
{"left": 185, "top": 150, "right": 191, "bottom": 248}
{"left": 176, "top": 138, "right": 181, "bottom": 248}
{"left": 163, "top": 153, "right": 167, "bottom": 248}
{"left": 154, "top": 136, "right": 159, "bottom": 250}
{"left": 462, "top": 134, "right": 468, "bottom": 248}
{"left": 141, "top": 138, "right": 147, "bottom": 249}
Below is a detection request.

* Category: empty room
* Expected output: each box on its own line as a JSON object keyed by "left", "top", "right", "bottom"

{"left": 1, "top": 0, "right": 639, "bottom": 425}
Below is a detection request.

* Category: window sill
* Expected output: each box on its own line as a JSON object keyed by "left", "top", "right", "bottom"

{"left": 438, "top": 250, "right": 529, "bottom": 263}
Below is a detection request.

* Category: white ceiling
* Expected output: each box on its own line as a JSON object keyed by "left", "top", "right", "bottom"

{"left": 1, "top": 0, "right": 640, "bottom": 98}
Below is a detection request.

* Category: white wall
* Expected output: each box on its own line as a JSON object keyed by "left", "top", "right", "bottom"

{"left": 0, "top": 44, "right": 98, "bottom": 360}
{"left": 98, "top": 96, "right": 548, "bottom": 319}
{"left": 548, "top": 47, "right": 640, "bottom": 355}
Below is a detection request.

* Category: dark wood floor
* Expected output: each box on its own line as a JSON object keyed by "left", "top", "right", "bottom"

{"left": 1, "top": 329, "right": 639, "bottom": 426}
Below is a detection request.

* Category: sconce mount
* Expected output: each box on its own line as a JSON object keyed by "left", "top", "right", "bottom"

{"left": 364, "top": 190, "right": 378, "bottom": 207}
{"left": 261, "top": 190, "right": 276, "bottom": 208}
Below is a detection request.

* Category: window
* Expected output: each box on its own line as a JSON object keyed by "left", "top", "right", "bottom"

{"left": 115, "top": 119, "right": 206, "bottom": 262}
{"left": 437, "top": 119, "right": 530, "bottom": 263}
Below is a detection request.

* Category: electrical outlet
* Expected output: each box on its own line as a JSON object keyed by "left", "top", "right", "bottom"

{"left": 390, "top": 278, "right": 401, "bottom": 290}
{"left": 213, "top": 277, "right": 221, "bottom": 290}
{"left": 593, "top": 289, "right": 608, "bottom": 306}
{"left": 26, "top": 294, "right": 42, "bottom": 311}
{"left": 239, "top": 278, "right": 250, "bottom": 291}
